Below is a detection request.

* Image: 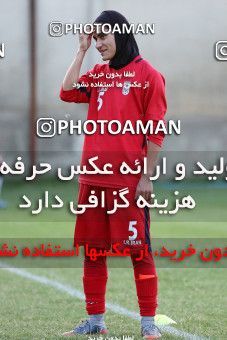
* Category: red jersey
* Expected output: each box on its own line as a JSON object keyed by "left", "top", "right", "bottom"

{"left": 60, "top": 55, "right": 167, "bottom": 188}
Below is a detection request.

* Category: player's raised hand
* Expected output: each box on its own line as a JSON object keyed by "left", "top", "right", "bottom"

{"left": 62, "top": 30, "right": 92, "bottom": 90}
{"left": 79, "top": 32, "right": 92, "bottom": 52}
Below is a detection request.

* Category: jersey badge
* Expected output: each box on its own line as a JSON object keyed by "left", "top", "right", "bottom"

{"left": 122, "top": 81, "right": 131, "bottom": 95}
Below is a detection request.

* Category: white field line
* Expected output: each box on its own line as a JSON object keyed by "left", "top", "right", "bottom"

{"left": 0, "top": 265, "right": 208, "bottom": 340}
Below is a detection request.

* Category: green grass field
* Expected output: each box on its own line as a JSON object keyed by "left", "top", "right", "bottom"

{"left": 0, "top": 179, "right": 227, "bottom": 339}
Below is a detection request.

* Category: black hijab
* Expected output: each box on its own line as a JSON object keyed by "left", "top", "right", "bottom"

{"left": 94, "top": 10, "right": 140, "bottom": 70}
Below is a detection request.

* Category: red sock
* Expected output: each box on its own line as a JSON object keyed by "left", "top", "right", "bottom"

{"left": 83, "top": 249, "right": 108, "bottom": 315}
{"left": 131, "top": 251, "right": 158, "bottom": 316}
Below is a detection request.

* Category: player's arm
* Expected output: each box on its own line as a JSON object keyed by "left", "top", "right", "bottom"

{"left": 136, "top": 66, "right": 167, "bottom": 201}
{"left": 62, "top": 33, "right": 92, "bottom": 90}
{"left": 135, "top": 141, "right": 161, "bottom": 201}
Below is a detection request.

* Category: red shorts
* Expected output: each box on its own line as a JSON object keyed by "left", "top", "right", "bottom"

{"left": 74, "top": 184, "right": 152, "bottom": 252}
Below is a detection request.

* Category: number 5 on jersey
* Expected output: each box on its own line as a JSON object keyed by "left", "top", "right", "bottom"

{"left": 128, "top": 221, "right": 138, "bottom": 241}
{"left": 97, "top": 90, "right": 105, "bottom": 111}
